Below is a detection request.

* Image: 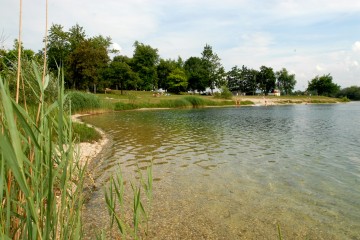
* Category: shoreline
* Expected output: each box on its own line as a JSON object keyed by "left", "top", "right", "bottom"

{"left": 72, "top": 114, "right": 109, "bottom": 167}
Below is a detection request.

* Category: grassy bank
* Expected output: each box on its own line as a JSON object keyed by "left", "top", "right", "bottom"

{"left": 67, "top": 89, "right": 347, "bottom": 115}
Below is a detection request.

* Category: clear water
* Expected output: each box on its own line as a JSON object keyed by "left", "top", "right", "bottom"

{"left": 82, "top": 102, "right": 360, "bottom": 239}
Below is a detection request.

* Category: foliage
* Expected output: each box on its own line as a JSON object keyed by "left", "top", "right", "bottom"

{"left": 307, "top": 74, "right": 340, "bottom": 96}
{"left": 201, "top": 44, "right": 226, "bottom": 92}
{"left": 103, "top": 165, "right": 153, "bottom": 239}
{"left": 73, "top": 122, "right": 102, "bottom": 142}
{"left": 0, "top": 63, "right": 84, "bottom": 239}
{"left": 66, "top": 91, "right": 101, "bottom": 112}
{"left": 131, "top": 41, "right": 159, "bottom": 90}
{"left": 257, "top": 65, "right": 276, "bottom": 95}
{"left": 184, "top": 57, "right": 208, "bottom": 92}
{"left": 47, "top": 24, "right": 113, "bottom": 91}
{"left": 214, "top": 85, "right": 233, "bottom": 99}
{"left": 336, "top": 86, "right": 360, "bottom": 100}
{"left": 227, "top": 65, "right": 258, "bottom": 95}
{"left": 104, "top": 56, "right": 139, "bottom": 94}
{"left": 67, "top": 39, "right": 110, "bottom": 92}
{"left": 156, "top": 58, "right": 177, "bottom": 90}
{"left": 167, "top": 68, "right": 188, "bottom": 94}
{"left": 276, "top": 68, "right": 296, "bottom": 95}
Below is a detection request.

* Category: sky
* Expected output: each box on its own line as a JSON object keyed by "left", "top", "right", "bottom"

{"left": 1, "top": 0, "right": 360, "bottom": 90}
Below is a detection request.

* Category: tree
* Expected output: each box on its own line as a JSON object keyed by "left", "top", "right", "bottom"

{"left": 47, "top": 24, "right": 70, "bottom": 72}
{"left": 132, "top": 41, "right": 159, "bottom": 90}
{"left": 184, "top": 56, "right": 207, "bottom": 92}
{"left": 67, "top": 39, "right": 109, "bottom": 92}
{"left": 157, "top": 58, "right": 177, "bottom": 90}
{"left": 104, "top": 56, "right": 139, "bottom": 94}
{"left": 257, "top": 65, "right": 276, "bottom": 95}
{"left": 276, "top": 68, "right": 296, "bottom": 95}
{"left": 201, "top": 44, "right": 225, "bottom": 93}
{"left": 307, "top": 74, "right": 340, "bottom": 96}
{"left": 336, "top": 86, "right": 360, "bottom": 100}
{"left": 167, "top": 68, "right": 188, "bottom": 94}
{"left": 227, "top": 65, "right": 259, "bottom": 95}
{"left": 227, "top": 65, "right": 243, "bottom": 93}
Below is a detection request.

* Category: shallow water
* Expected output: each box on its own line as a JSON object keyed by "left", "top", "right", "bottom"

{"left": 82, "top": 102, "right": 360, "bottom": 239}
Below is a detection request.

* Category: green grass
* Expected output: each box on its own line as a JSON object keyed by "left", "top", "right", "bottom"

{"left": 67, "top": 91, "right": 101, "bottom": 113}
{"left": 73, "top": 122, "right": 102, "bottom": 143}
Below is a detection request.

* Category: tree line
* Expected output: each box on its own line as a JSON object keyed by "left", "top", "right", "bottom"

{"left": 1, "top": 23, "right": 359, "bottom": 99}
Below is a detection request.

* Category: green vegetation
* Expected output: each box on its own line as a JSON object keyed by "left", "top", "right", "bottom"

{"left": 307, "top": 74, "right": 340, "bottom": 97}
{"left": 102, "top": 165, "right": 153, "bottom": 239}
{"left": 0, "top": 62, "right": 84, "bottom": 239}
{"left": 336, "top": 86, "right": 360, "bottom": 100}
{"left": 73, "top": 122, "right": 102, "bottom": 142}
{"left": 66, "top": 91, "right": 101, "bottom": 112}
{"left": 214, "top": 86, "right": 233, "bottom": 99}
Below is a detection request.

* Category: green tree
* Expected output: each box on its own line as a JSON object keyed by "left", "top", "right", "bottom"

{"left": 227, "top": 65, "right": 259, "bottom": 95}
{"left": 336, "top": 86, "right": 360, "bottom": 100}
{"left": 47, "top": 24, "right": 70, "bottom": 72}
{"left": 227, "top": 65, "right": 242, "bottom": 92}
{"left": 167, "top": 68, "right": 188, "bottom": 94}
{"left": 276, "top": 68, "right": 296, "bottom": 95}
{"left": 257, "top": 65, "right": 276, "bottom": 95}
{"left": 201, "top": 44, "right": 225, "bottom": 93}
{"left": 105, "top": 56, "right": 139, "bottom": 94}
{"left": 184, "top": 56, "right": 207, "bottom": 92}
{"left": 307, "top": 74, "right": 340, "bottom": 96}
{"left": 132, "top": 41, "right": 159, "bottom": 90}
{"left": 157, "top": 58, "right": 177, "bottom": 90}
{"left": 67, "top": 39, "right": 109, "bottom": 92}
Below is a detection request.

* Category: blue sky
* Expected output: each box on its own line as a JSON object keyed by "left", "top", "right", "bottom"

{"left": 1, "top": 0, "right": 360, "bottom": 90}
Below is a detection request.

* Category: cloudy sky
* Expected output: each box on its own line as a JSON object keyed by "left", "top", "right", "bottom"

{"left": 1, "top": 0, "right": 360, "bottom": 90}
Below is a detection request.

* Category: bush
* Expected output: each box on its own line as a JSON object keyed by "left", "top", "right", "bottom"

{"left": 214, "top": 86, "right": 233, "bottom": 99}
{"left": 66, "top": 91, "right": 101, "bottom": 112}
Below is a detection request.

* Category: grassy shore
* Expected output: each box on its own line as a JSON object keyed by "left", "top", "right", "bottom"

{"left": 89, "top": 90, "right": 346, "bottom": 112}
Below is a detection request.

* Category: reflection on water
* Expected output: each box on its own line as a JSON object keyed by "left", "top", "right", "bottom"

{"left": 82, "top": 103, "right": 360, "bottom": 239}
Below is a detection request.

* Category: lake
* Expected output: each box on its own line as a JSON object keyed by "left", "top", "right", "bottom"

{"left": 81, "top": 102, "right": 360, "bottom": 239}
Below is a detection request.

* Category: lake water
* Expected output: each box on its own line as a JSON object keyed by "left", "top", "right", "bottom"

{"left": 81, "top": 102, "right": 360, "bottom": 239}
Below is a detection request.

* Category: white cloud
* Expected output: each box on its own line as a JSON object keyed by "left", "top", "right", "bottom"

{"left": 316, "top": 65, "right": 324, "bottom": 71}
{"left": 111, "top": 43, "right": 122, "bottom": 52}
{"left": 352, "top": 41, "right": 360, "bottom": 52}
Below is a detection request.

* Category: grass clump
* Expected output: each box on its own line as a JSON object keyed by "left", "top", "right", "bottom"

{"left": 114, "top": 102, "right": 140, "bottom": 111}
{"left": 73, "top": 122, "right": 102, "bottom": 143}
{"left": 183, "top": 96, "right": 207, "bottom": 107}
{"left": 240, "top": 100, "right": 255, "bottom": 105}
{"left": 67, "top": 91, "right": 101, "bottom": 113}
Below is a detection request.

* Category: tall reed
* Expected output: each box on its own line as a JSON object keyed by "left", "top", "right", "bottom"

{"left": 0, "top": 63, "right": 85, "bottom": 239}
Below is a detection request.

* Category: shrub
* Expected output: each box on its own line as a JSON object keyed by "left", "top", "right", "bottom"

{"left": 66, "top": 91, "right": 101, "bottom": 112}
{"left": 214, "top": 86, "right": 233, "bottom": 99}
